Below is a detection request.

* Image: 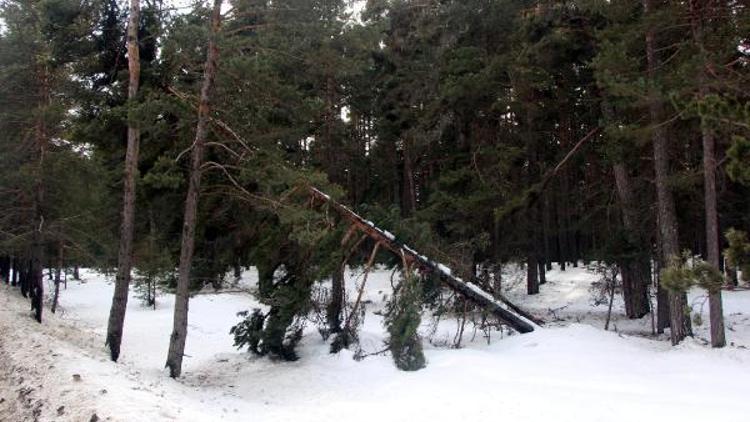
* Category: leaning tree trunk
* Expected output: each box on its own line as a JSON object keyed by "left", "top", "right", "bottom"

{"left": 644, "top": 0, "right": 691, "bottom": 345}
{"left": 106, "top": 0, "right": 141, "bottom": 362}
{"left": 166, "top": 0, "right": 223, "bottom": 378}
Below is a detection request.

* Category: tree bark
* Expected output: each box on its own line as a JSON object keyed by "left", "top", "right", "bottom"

{"left": 644, "top": 0, "right": 691, "bottom": 345}
{"left": 327, "top": 262, "right": 345, "bottom": 335}
{"left": 310, "top": 187, "right": 538, "bottom": 332}
{"left": 690, "top": 0, "right": 726, "bottom": 348}
{"left": 402, "top": 138, "right": 417, "bottom": 217}
{"left": 19, "top": 261, "right": 29, "bottom": 298}
{"left": 538, "top": 261, "right": 546, "bottom": 285}
{"left": 543, "top": 196, "right": 553, "bottom": 271}
{"left": 612, "top": 162, "right": 651, "bottom": 319}
{"left": 165, "top": 0, "right": 223, "bottom": 378}
{"left": 30, "top": 49, "right": 51, "bottom": 323}
{"left": 106, "top": 0, "right": 141, "bottom": 362}
{"left": 11, "top": 257, "right": 18, "bottom": 287}
{"left": 0, "top": 256, "right": 9, "bottom": 283}
{"left": 527, "top": 255, "right": 539, "bottom": 295}
{"left": 726, "top": 262, "right": 737, "bottom": 287}
{"left": 52, "top": 241, "right": 63, "bottom": 314}
{"left": 702, "top": 125, "right": 726, "bottom": 347}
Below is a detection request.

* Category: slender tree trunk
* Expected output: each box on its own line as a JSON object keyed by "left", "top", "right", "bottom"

{"left": 538, "top": 261, "right": 546, "bottom": 285}
{"left": 527, "top": 256, "right": 539, "bottom": 295}
{"left": 726, "top": 262, "right": 738, "bottom": 287}
{"left": 556, "top": 175, "right": 571, "bottom": 271}
{"left": 702, "top": 125, "right": 726, "bottom": 347}
{"left": 492, "top": 264, "right": 502, "bottom": 297}
{"left": 11, "top": 258, "right": 18, "bottom": 287}
{"left": 402, "top": 139, "right": 417, "bottom": 217}
{"left": 106, "top": 0, "right": 141, "bottom": 362}
{"left": 644, "top": 0, "right": 690, "bottom": 345}
{"left": 52, "top": 241, "right": 63, "bottom": 314}
{"left": 654, "top": 253, "right": 670, "bottom": 333}
{"left": 690, "top": 0, "right": 726, "bottom": 348}
{"left": 166, "top": 0, "right": 223, "bottom": 378}
{"left": 30, "top": 54, "right": 51, "bottom": 323}
{"left": 73, "top": 265, "right": 80, "bottom": 281}
{"left": 20, "top": 261, "right": 29, "bottom": 298}
{"left": 327, "top": 262, "right": 345, "bottom": 335}
{"left": 233, "top": 263, "right": 242, "bottom": 279}
{"left": 6, "top": 257, "right": 12, "bottom": 285}
{"left": 0, "top": 256, "right": 9, "bottom": 283}
{"left": 543, "top": 196, "right": 553, "bottom": 271}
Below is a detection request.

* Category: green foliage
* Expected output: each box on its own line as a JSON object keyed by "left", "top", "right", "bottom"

{"left": 230, "top": 309, "right": 266, "bottom": 354}
{"left": 691, "top": 261, "right": 725, "bottom": 295}
{"left": 727, "top": 136, "right": 750, "bottom": 186}
{"left": 725, "top": 229, "right": 750, "bottom": 276}
{"left": 385, "top": 273, "right": 426, "bottom": 371}
{"left": 661, "top": 252, "right": 725, "bottom": 294}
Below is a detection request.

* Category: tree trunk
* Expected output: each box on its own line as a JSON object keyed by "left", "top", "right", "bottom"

{"left": 644, "top": 0, "right": 690, "bottom": 345}
{"left": 52, "top": 242, "right": 63, "bottom": 314}
{"left": 30, "top": 50, "right": 51, "bottom": 324}
{"left": 543, "top": 196, "right": 553, "bottom": 271}
{"left": 10, "top": 256, "right": 20, "bottom": 287}
{"left": 556, "top": 180, "right": 568, "bottom": 271}
{"left": 527, "top": 256, "right": 539, "bottom": 295}
{"left": 702, "top": 126, "right": 726, "bottom": 347}
{"left": 73, "top": 265, "right": 80, "bottom": 281}
{"left": 19, "top": 261, "right": 29, "bottom": 298}
{"left": 726, "top": 262, "right": 738, "bottom": 287}
{"left": 612, "top": 163, "right": 651, "bottom": 318}
{"left": 327, "top": 262, "right": 345, "bottom": 335}
{"left": 402, "top": 139, "right": 417, "bottom": 217}
{"left": 106, "top": 0, "right": 141, "bottom": 362}
{"left": 10, "top": 257, "right": 21, "bottom": 287}
{"left": 538, "top": 261, "right": 546, "bottom": 285}
{"left": 0, "top": 256, "right": 8, "bottom": 283}
{"left": 690, "top": 0, "right": 726, "bottom": 348}
{"left": 166, "top": 0, "right": 223, "bottom": 378}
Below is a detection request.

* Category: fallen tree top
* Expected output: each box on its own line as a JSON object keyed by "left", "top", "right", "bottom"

{"left": 309, "top": 187, "right": 539, "bottom": 334}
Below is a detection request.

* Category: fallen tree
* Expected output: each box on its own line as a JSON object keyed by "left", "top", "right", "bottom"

{"left": 309, "top": 187, "right": 539, "bottom": 334}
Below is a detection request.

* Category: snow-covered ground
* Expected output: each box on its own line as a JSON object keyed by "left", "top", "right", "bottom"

{"left": 1, "top": 265, "right": 749, "bottom": 422}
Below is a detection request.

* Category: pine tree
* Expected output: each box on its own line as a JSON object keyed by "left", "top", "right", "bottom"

{"left": 106, "top": 0, "right": 142, "bottom": 362}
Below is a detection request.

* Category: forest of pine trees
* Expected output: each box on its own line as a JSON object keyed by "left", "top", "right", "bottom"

{"left": 1, "top": 0, "right": 750, "bottom": 378}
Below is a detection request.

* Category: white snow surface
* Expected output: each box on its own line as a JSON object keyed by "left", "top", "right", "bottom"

{"left": 1, "top": 264, "right": 749, "bottom": 421}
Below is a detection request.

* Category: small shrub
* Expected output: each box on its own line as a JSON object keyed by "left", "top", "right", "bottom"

{"left": 385, "top": 273, "right": 426, "bottom": 371}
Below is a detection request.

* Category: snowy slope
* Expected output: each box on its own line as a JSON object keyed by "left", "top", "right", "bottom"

{"left": 1, "top": 265, "right": 749, "bottom": 422}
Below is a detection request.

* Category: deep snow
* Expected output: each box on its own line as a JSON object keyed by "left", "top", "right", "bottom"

{"left": 1, "top": 265, "right": 749, "bottom": 422}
